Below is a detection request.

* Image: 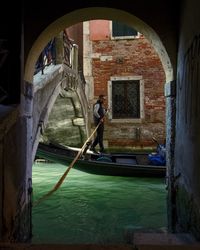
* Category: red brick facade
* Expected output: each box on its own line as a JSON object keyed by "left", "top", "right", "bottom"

{"left": 88, "top": 20, "right": 166, "bottom": 149}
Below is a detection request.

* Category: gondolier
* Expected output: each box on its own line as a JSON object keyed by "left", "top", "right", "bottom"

{"left": 90, "top": 94, "right": 107, "bottom": 153}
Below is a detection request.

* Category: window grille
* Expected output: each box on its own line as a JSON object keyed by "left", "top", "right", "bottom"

{"left": 112, "top": 80, "right": 140, "bottom": 119}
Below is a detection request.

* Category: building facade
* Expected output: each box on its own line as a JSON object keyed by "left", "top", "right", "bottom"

{"left": 84, "top": 20, "right": 166, "bottom": 149}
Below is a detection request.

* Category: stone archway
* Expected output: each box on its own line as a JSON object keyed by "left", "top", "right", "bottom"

{"left": 25, "top": 7, "right": 173, "bottom": 83}
{"left": 24, "top": 6, "right": 175, "bottom": 242}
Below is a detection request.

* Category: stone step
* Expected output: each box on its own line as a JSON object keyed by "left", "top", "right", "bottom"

{"left": 136, "top": 246, "right": 200, "bottom": 250}
{"left": 133, "top": 232, "right": 200, "bottom": 249}
{"left": 0, "top": 233, "right": 200, "bottom": 250}
{"left": 0, "top": 243, "right": 200, "bottom": 250}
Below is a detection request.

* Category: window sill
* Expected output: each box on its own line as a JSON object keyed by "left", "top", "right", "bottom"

{"left": 108, "top": 118, "right": 142, "bottom": 123}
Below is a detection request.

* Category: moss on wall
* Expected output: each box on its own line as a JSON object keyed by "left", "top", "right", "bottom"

{"left": 176, "top": 183, "right": 200, "bottom": 240}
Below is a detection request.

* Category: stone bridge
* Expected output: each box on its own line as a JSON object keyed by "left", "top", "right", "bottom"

{"left": 31, "top": 63, "right": 89, "bottom": 162}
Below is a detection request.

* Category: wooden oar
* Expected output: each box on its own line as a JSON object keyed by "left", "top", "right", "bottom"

{"left": 33, "top": 120, "right": 102, "bottom": 206}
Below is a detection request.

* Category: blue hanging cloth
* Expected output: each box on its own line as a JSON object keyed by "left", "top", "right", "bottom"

{"left": 148, "top": 144, "right": 166, "bottom": 166}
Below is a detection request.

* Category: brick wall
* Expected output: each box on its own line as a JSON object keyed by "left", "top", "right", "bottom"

{"left": 90, "top": 26, "right": 165, "bottom": 149}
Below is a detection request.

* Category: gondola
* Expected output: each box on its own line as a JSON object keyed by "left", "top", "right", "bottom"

{"left": 35, "top": 142, "right": 166, "bottom": 178}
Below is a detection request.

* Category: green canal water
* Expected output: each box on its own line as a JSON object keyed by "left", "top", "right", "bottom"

{"left": 32, "top": 162, "right": 167, "bottom": 244}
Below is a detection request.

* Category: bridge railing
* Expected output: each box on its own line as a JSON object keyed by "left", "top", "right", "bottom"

{"left": 34, "top": 30, "right": 79, "bottom": 76}
{"left": 34, "top": 38, "right": 56, "bottom": 75}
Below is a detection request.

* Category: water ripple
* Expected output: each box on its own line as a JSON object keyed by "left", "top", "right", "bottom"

{"left": 32, "top": 162, "right": 167, "bottom": 244}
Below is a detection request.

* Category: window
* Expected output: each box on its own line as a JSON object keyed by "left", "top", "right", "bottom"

{"left": 108, "top": 77, "right": 144, "bottom": 121}
{"left": 112, "top": 21, "right": 138, "bottom": 38}
{"left": 112, "top": 80, "right": 140, "bottom": 119}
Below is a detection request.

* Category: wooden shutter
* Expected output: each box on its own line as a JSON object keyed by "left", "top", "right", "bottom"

{"left": 112, "top": 21, "right": 138, "bottom": 37}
